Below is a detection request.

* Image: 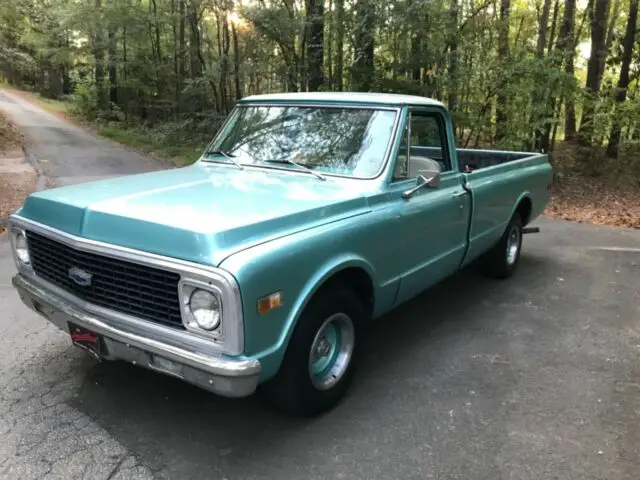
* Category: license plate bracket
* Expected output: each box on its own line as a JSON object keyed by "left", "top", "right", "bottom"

{"left": 68, "top": 323, "right": 106, "bottom": 361}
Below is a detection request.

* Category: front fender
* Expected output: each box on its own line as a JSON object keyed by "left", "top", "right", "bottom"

{"left": 221, "top": 240, "right": 379, "bottom": 381}
{"left": 277, "top": 253, "right": 378, "bottom": 346}
{"left": 218, "top": 210, "right": 403, "bottom": 382}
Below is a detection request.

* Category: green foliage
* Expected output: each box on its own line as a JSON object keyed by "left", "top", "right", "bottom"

{"left": 96, "top": 121, "right": 207, "bottom": 166}
{"left": 0, "top": 0, "right": 638, "bottom": 169}
{"left": 69, "top": 81, "right": 99, "bottom": 118}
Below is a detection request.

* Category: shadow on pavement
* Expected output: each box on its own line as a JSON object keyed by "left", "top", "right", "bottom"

{"left": 66, "top": 252, "right": 555, "bottom": 476}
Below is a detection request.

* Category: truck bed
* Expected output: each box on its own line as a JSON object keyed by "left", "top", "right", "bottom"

{"left": 457, "top": 148, "right": 539, "bottom": 172}
{"left": 411, "top": 146, "right": 541, "bottom": 173}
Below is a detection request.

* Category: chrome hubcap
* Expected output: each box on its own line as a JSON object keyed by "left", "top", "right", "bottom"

{"left": 506, "top": 225, "right": 521, "bottom": 265}
{"left": 309, "top": 313, "right": 355, "bottom": 391}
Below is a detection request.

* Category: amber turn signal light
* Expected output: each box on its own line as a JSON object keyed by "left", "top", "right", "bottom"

{"left": 257, "top": 291, "right": 283, "bottom": 314}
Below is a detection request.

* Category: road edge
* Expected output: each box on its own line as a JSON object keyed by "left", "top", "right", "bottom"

{"left": 1, "top": 87, "right": 176, "bottom": 171}
{"left": 22, "top": 144, "right": 48, "bottom": 191}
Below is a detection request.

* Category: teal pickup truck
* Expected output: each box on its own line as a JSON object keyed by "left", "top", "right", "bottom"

{"left": 9, "top": 93, "right": 553, "bottom": 416}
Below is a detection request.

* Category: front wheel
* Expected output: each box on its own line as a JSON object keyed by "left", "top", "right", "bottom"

{"left": 260, "top": 285, "right": 363, "bottom": 417}
{"left": 478, "top": 213, "right": 523, "bottom": 279}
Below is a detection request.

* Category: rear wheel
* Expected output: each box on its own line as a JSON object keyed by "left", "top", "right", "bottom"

{"left": 478, "top": 213, "right": 523, "bottom": 279}
{"left": 260, "top": 285, "right": 363, "bottom": 417}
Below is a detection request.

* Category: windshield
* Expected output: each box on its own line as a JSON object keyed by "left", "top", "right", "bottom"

{"left": 205, "top": 105, "right": 398, "bottom": 179}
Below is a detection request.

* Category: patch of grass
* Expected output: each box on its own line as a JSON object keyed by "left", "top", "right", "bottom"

{"left": 96, "top": 124, "right": 203, "bottom": 166}
{"left": 32, "top": 93, "right": 71, "bottom": 115}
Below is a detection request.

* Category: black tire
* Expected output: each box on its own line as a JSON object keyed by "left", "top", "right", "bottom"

{"left": 478, "top": 213, "right": 523, "bottom": 279}
{"left": 260, "top": 284, "right": 364, "bottom": 417}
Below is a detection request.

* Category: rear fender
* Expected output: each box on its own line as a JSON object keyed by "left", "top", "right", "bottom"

{"left": 509, "top": 191, "right": 532, "bottom": 226}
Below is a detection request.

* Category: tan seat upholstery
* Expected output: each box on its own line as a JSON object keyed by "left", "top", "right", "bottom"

{"left": 395, "top": 155, "right": 442, "bottom": 179}
{"left": 407, "top": 156, "right": 441, "bottom": 178}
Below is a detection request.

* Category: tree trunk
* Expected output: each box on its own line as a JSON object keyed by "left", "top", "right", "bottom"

{"left": 47, "top": 66, "right": 63, "bottom": 98}
{"left": 446, "top": 0, "right": 458, "bottom": 112}
{"left": 107, "top": 0, "right": 117, "bottom": 108}
{"left": 606, "top": 0, "right": 638, "bottom": 157}
{"left": 172, "top": 0, "right": 179, "bottom": 113}
{"left": 123, "top": 23, "right": 128, "bottom": 121}
{"left": 603, "top": 0, "right": 620, "bottom": 77}
{"left": 533, "top": 0, "right": 552, "bottom": 150}
{"left": 189, "top": 0, "right": 202, "bottom": 78}
{"left": 94, "top": 0, "right": 108, "bottom": 111}
{"left": 410, "top": 34, "right": 421, "bottom": 84}
{"left": 335, "top": 0, "right": 344, "bottom": 91}
{"left": 62, "top": 34, "right": 72, "bottom": 95}
{"left": 327, "top": 0, "right": 333, "bottom": 90}
{"left": 541, "top": 0, "right": 563, "bottom": 149}
{"left": 352, "top": 0, "right": 375, "bottom": 91}
{"left": 231, "top": 22, "right": 242, "bottom": 100}
{"left": 552, "top": 0, "right": 577, "bottom": 140}
{"left": 179, "top": 0, "right": 186, "bottom": 91}
{"left": 306, "top": 0, "right": 325, "bottom": 91}
{"left": 579, "top": 0, "right": 610, "bottom": 144}
{"left": 151, "top": 0, "right": 162, "bottom": 64}
{"left": 575, "top": 0, "right": 593, "bottom": 41}
{"left": 62, "top": 67, "right": 72, "bottom": 95}
{"left": 547, "top": 0, "right": 560, "bottom": 54}
{"left": 219, "top": 11, "right": 230, "bottom": 112}
{"left": 536, "top": 0, "right": 552, "bottom": 58}
{"left": 496, "top": 0, "right": 510, "bottom": 142}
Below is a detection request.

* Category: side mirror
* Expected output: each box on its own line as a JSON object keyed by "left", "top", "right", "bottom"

{"left": 402, "top": 170, "right": 441, "bottom": 199}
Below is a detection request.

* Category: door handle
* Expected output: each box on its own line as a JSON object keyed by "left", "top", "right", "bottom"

{"left": 452, "top": 191, "right": 467, "bottom": 198}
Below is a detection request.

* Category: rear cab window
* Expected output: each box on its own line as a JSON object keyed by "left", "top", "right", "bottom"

{"left": 392, "top": 109, "right": 452, "bottom": 181}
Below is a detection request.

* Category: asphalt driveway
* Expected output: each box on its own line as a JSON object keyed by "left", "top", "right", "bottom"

{"left": 1, "top": 90, "right": 639, "bottom": 480}
{"left": 0, "top": 90, "right": 164, "bottom": 188}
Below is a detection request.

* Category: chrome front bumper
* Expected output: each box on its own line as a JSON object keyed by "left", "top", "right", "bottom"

{"left": 12, "top": 274, "right": 261, "bottom": 398}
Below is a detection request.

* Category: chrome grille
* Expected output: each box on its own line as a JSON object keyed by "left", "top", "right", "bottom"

{"left": 25, "top": 231, "right": 183, "bottom": 328}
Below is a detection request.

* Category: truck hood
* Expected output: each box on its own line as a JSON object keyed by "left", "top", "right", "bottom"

{"left": 16, "top": 163, "right": 370, "bottom": 266}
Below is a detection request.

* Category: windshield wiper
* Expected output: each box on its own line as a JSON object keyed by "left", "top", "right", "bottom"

{"left": 202, "top": 150, "right": 243, "bottom": 169}
{"left": 263, "top": 159, "right": 326, "bottom": 181}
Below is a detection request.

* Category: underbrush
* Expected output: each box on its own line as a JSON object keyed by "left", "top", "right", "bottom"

{"left": 549, "top": 141, "right": 640, "bottom": 185}
{"left": 95, "top": 120, "right": 215, "bottom": 166}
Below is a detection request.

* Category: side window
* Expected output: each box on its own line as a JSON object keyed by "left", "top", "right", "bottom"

{"left": 393, "top": 111, "right": 451, "bottom": 181}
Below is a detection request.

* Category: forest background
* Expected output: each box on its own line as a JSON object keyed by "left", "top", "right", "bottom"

{"left": 1, "top": 0, "right": 639, "bottom": 227}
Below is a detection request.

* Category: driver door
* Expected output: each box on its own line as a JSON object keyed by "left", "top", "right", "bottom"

{"left": 390, "top": 108, "right": 470, "bottom": 305}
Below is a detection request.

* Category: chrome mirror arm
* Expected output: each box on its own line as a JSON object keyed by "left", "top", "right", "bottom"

{"left": 402, "top": 172, "right": 440, "bottom": 200}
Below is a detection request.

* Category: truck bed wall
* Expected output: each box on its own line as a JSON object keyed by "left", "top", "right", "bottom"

{"left": 410, "top": 146, "right": 537, "bottom": 172}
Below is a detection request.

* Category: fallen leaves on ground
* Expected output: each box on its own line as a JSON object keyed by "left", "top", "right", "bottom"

{"left": 545, "top": 175, "right": 640, "bottom": 230}
{"left": 0, "top": 110, "right": 24, "bottom": 154}
{"left": 545, "top": 142, "right": 640, "bottom": 230}
{"left": 0, "top": 112, "right": 34, "bottom": 234}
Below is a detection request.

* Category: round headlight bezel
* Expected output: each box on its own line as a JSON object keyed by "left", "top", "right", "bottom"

{"left": 189, "top": 289, "right": 221, "bottom": 331}
{"left": 179, "top": 281, "right": 224, "bottom": 337}
{"left": 12, "top": 229, "right": 31, "bottom": 267}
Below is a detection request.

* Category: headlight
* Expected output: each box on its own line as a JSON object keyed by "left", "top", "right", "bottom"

{"left": 188, "top": 289, "right": 221, "bottom": 331}
{"left": 11, "top": 229, "right": 31, "bottom": 267}
{"left": 177, "top": 275, "right": 243, "bottom": 354}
